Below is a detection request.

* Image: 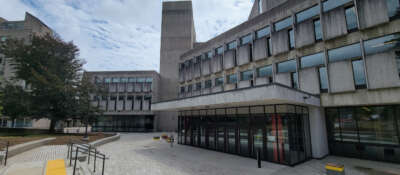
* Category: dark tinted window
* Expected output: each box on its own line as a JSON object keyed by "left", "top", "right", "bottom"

{"left": 274, "top": 17, "right": 293, "bottom": 31}
{"left": 328, "top": 43, "right": 362, "bottom": 62}
{"left": 387, "top": 0, "right": 400, "bottom": 17}
{"left": 397, "top": 51, "right": 400, "bottom": 77}
{"left": 205, "top": 80, "right": 212, "bottom": 88}
{"left": 314, "top": 19, "right": 323, "bottom": 41}
{"left": 188, "top": 84, "right": 193, "bottom": 92}
{"left": 291, "top": 72, "right": 298, "bottom": 88}
{"left": 257, "top": 65, "right": 273, "bottom": 77}
{"left": 241, "top": 34, "right": 252, "bottom": 45}
{"left": 196, "top": 82, "right": 202, "bottom": 90}
{"left": 364, "top": 34, "right": 400, "bottom": 56}
{"left": 240, "top": 70, "right": 253, "bottom": 81}
{"left": 296, "top": 5, "right": 320, "bottom": 23}
{"left": 323, "top": 0, "right": 352, "bottom": 12}
{"left": 301, "top": 52, "right": 325, "bottom": 68}
{"left": 289, "top": 29, "right": 295, "bottom": 49}
{"left": 319, "top": 67, "right": 328, "bottom": 92}
{"left": 180, "top": 87, "right": 185, "bottom": 93}
{"left": 345, "top": 6, "right": 358, "bottom": 31}
{"left": 256, "top": 26, "right": 270, "bottom": 39}
{"left": 227, "top": 74, "right": 237, "bottom": 84}
{"left": 278, "top": 59, "right": 297, "bottom": 73}
{"left": 215, "top": 77, "right": 224, "bottom": 86}
{"left": 352, "top": 60, "right": 366, "bottom": 89}
{"left": 267, "top": 37, "right": 272, "bottom": 56}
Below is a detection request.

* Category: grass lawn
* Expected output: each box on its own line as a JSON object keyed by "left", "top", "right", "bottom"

{"left": 0, "top": 133, "right": 114, "bottom": 150}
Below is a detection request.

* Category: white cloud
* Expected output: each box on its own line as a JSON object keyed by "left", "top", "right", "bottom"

{"left": 0, "top": 0, "right": 253, "bottom": 72}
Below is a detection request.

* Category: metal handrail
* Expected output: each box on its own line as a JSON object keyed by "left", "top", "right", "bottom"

{"left": 0, "top": 141, "right": 9, "bottom": 166}
{"left": 68, "top": 142, "right": 107, "bottom": 175}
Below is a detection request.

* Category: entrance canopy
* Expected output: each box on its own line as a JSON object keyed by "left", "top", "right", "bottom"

{"left": 152, "top": 83, "right": 321, "bottom": 111}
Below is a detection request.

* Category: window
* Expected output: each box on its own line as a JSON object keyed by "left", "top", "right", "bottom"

{"left": 205, "top": 80, "right": 212, "bottom": 88}
{"left": 274, "top": 17, "right": 293, "bottom": 31}
{"left": 145, "top": 78, "right": 153, "bottom": 83}
{"left": 180, "top": 86, "right": 185, "bottom": 93}
{"left": 345, "top": 6, "right": 358, "bottom": 32}
{"left": 363, "top": 34, "right": 400, "bottom": 56}
{"left": 288, "top": 29, "right": 295, "bottom": 49}
{"left": 112, "top": 78, "right": 120, "bottom": 83}
{"left": 291, "top": 72, "right": 298, "bottom": 88}
{"left": 387, "top": 0, "right": 400, "bottom": 18}
{"left": 216, "top": 47, "right": 224, "bottom": 55}
{"left": 110, "top": 96, "right": 117, "bottom": 100}
{"left": 227, "top": 74, "right": 237, "bottom": 84}
{"left": 0, "top": 36, "right": 7, "bottom": 42}
{"left": 104, "top": 78, "right": 111, "bottom": 83}
{"left": 257, "top": 65, "right": 273, "bottom": 77}
{"left": 258, "top": 0, "right": 263, "bottom": 14}
{"left": 319, "top": 67, "right": 328, "bottom": 92}
{"left": 128, "top": 77, "right": 136, "bottom": 83}
{"left": 396, "top": 51, "right": 400, "bottom": 78}
{"left": 137, "top": 78, "right": 146, "bottom": 83}
{"left": 188, "top": 84, "right": 193, "bottom": 92}
{"left": 352, "top": 59, "right": 367, "bottom": 89}
{"left": 227, "top": 41, "right": 237, "bottom": 50}
{"left": 314, "top": 19, "right": 323, "bottom": 41}
{"left": 328, "top": 43, "right": 362, "bottom": 62}
{"left": 95, "top": 77, "right": 103, "bottom": 83}
{"left": 300, "top": 52, "right": 325, "bottom": 68}
{"left": 241, "top": 34, "right": 252, "bottom": 45}
{"left": 144, "top": 95, "right": 152, "bottom": 100}
{"left": 118, "top": 96, "right": 124, "bottom": 101}
{"left": 240, "top": 70, "right": 253, "bottom": 81}
{"left": 207, "top": 51, "right": 213, "bottom": 59}
{"left": 296, "top": 5, "right": 320, "bottom": 23}
{"left": 0, "top": 22, "right": 24, "bottom": 30}
{"left": 277, "top": 59, "right": 297, "bottom": 73}
{"left": 121, "top": 78, "right": 128, "bottom": 83}
{"left": 323, "top": 0, "right": 352, "bottom": 12}
{"left": 101, "top": 96, "right": 108, "bottom": 101}
{"left": 196, "top": 82, "right": 202, "bottom": 90}
{"left": 127, "top": 96, "right": 134, "bottom": 100}
{"left": 256, "top": 26, "right": 270, "bottom": 39}
{"left": 215, "top": 77, "right": 224, "bottom": 86}
{"left": 267, "top": 37, "right": 272, "bottom": 56}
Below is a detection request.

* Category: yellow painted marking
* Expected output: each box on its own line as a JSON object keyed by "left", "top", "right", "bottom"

{"left": 325, "top": 165, "right": 344, "bottom": 172}
{"left": 46, "top": 159, "right": 67, "bottom": 175}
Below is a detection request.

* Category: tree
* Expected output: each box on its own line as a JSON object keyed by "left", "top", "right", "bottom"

{"left": 0, "top": 34, "right": 83, "bottom": 133}
{"left": 0, "top": 84, "right": 31, "bottom": 127}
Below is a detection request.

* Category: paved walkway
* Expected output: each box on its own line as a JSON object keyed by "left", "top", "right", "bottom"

{"left": 95, "top": 133, "right": 400, "bottom": 175}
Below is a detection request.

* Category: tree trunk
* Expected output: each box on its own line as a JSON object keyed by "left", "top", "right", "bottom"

{"left": 49, "top": 119, "right": 57, "bottom": 133}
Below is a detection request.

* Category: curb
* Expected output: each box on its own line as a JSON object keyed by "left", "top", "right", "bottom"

{"left": 89, "top": 133, "right": 120, "bottom": 148}
{"left": 7, "top": 138, "right": 56, "bottom": 158}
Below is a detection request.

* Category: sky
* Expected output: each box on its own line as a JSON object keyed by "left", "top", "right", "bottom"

{"left": 0, "top": 0, "right": 253, "bottom": 72}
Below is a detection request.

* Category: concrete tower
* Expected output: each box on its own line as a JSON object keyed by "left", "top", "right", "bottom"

{"left": 157, "top": 0, "right": 196, "bottom": 131}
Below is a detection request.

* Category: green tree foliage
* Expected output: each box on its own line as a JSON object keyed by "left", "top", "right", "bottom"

{"left": 0, "top": 84, "right": 31, "bottom": 127}
{"left": 0, "top": 34, "right": 83, "bottom": 132}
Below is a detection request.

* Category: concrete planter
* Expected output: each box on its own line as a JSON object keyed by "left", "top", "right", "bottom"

{"left": 7, "top": 137, "right": 55, "bottom": 158}
{"left": 89, "top": 133, "right": 120, "bottom": 148}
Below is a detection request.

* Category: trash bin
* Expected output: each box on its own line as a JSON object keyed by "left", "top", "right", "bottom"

{"left": 326, "top": 163, "right": 345, "bottom": 175}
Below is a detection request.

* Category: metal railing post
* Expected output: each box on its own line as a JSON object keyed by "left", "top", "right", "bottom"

{"left": 67, "top": 143, "right": 70, "bottom": 159}
{"left": 73, "top": 147, "right": 79, "bottom": 175}
{"left": 88, "top": 145, "right": 91, "bottom": 164}
{"left": 94, "top": 149, "right": 97, "bottom": 172}
{"left": 4, "top": 141, "right": 9, "bottom": 166}
{"left": 102, "top": 155, "right": 105, "bottom": 175}
{"left": 70, "top": 143, "right": 73, "bottom": 166}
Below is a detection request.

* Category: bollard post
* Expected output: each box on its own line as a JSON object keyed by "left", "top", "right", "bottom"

{"left": 70, "top": 143, "right": 74, "bottom": 166}
{"left": 102, "top": 155, "right": 105, "bottom": 175}
{"left": 257, "top": 148, "right": 261, "bottom": 168}
{"left": 73, "top": 147, "right": 79, "bottom": 175}
{"left": 88, "top": 145, "right": 91, "bottom": 164}
{"left": 67, "top": 143, "right": 70, "bottom": 159}
{"left": 4, "top": 141, "right": 9, "bottom": 166}
{"left": 94, "top": 149, "right": 97, "bottom": 172}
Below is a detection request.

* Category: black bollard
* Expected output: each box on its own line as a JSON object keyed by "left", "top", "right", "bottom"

{"left": 257, "top": 148, "right": 261, "bottom": 168}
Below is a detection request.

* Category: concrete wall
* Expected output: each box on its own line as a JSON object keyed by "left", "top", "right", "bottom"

{"left": 125, "top": 99, "right": 133, "bottom": 111}
{"left": 237, "top": 45, "right": 251, "bottom": 66}
{"left": 193, "top": 62, "right": 201, "bottom": 78}
{"left": 224, "top": 50, "right": 236, "bottom": 69}
{"left": 299, "top": 67, "right": 320, "bottom": 94}
{"left": 272, "top": 29, "right": 289, "bottom": 55}
{"left": 238, "top": 80, "right": 251, "bottom": 88}
{"left": 201, "top": 59, "right": 211, "bottom": 75}
{"left": 309, "top": 106, "right": 329, "bottom": 158}
{"left": 328, "top": 61, "right": 355, "bottom": 93}
{"left": 255, "top": 77, "right": 270, "bottom": 86}
{"left": 108, "top": 100, "right": 116, "bottom": 111}
{"left": 116, "top": 99, "right": 124, "bottom": 111}
{"left": 295, "top": 19, "right": 315, "bottom": 48}
{"left": 357, "top": 0, "right": 389, "bottom": 29}
{"left": 211, "top": 55, "right": 223, "bottom": 73}
{"left": 275, "top": 73, "right": 291, "bottom": 87}
{"left": 365, "top": 51, "right": 400, "bottom": 89}
{"left": 322, "top": 7, "right": 347, "bottom": 40}
{"left": 253, "top": 38, "right": 267, "bottom": 61}
{"left": 134, "top": 97, "right": 142, "bottom": 111}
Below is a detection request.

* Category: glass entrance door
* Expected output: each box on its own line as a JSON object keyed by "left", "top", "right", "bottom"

{"left": 239, "top": 128, "right": 250, "bottom": 156}
{"left": 227, "top": 128, "right": 237, "bottom": 154}
{"left": 252, "top": 128, "right": 265, "bottom": 160}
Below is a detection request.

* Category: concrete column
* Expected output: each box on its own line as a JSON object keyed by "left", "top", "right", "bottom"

{"left": 309, "top": 106, "right": 329, "bottom": 159}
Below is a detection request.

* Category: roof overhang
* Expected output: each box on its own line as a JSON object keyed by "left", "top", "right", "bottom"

{"left": 152, "top": 83, "right": 320, "bottom": 111}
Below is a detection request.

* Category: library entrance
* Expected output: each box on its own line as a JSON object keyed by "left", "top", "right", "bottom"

{"left": 178, "top": 104, "right": 312, "bottom": 166}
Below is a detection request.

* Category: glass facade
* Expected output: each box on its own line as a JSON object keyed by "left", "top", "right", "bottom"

{"left": 326, "top": 105, "right": 400, "bottom": 163}
{"left": 178, "top": 105, "right": 312, "bottom": 166}
{"left": 92, "top": 115, "right": 154, "bottom": 132}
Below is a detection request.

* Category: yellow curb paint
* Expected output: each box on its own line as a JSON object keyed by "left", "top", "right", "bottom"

{"left": 325, "top": 165, "right": 344, "bottom": 172}
{"left": 46, "top": 159, "right": 67, "bottom": 175}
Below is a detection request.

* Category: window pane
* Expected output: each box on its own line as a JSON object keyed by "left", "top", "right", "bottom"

{"left": 345, "top": 6, "right": 358, "bottom": 31}
{"left": 291, "top": 72, "right": 298, "bottom": 88}
{"left": 387, "top": 0, "right": 400, "bottom": 17}
{"left": 121, "top": 78, "right": 128, "bottom": 83}
{"left": 319, "top": 67, "right": 329, "bottom": 91}
{"left": 364, "top": 34, "right": 400, "bottom": 56}
{"left": 258, "top": 0, "right": 263, "bottom": 13}
{"left": 256, "top": 26, "right": 270, "bottom": 39}
{"left": 112, "top": 77, "right": 120, "bottom": 83}
{"left": 327, "top": 108, "right": 341, "bottom": 141}
{"left": 296, "top": 5, "right": 320, "bottom": 23}
{"left": 339, "top": 108, "right": 358, "bottom": 142}
{"left": 352, "top": 60, "right": 366, "bottom": 87}
{"left": 257, "top": 65, "right": 273, "bottom": 77}
{"left": 216, "top": 47, "right": 224, "bottom": 55}
{"left": 205, "top": 80, "right": 212, "bottom": 88}
{"left": 207, "top": 51, "right": 213, "bottom": 59}
{"left": 323, "top": 0, "right": 352, "bottom": 12}
{"left": 274, "top": 17, "right": 293, "bottom": 31}
{"left": 289, "top": 29, "right": 295, "bottom": 49}
{"left": 357, "top": 106, "right": 398, "bottom": 145}
{"left": 301, "top": 52, "right": 325, "bottom": 68}
{"left": 196, "top": 82, "right": 201, "bottom": 90}
{"left": 215, "top": 77, "right": 224, "bottom": 86}
{"left": 278, "top": 59, "right": 297, "bottom": 73}
{"left": 241, "top": 70, "right": 253, "bottom": 81}
{"left": 267, "top": 37, "right": 272, "bottom": 56}
{"left": 227, "top": 74, "right": 237, "bottom": 84}
{"left": 128, "top": 77, "right": 136, "bottom": 83}
{"left": 314, "top": 19, "right": 323, "bottom": 41}
{"left": 241, "top": 34, "right": 252, "bottom": 45}
{"left": 396, "top": 51, "right": 400, "bottom": 77}
{"left": 137, "top": 78, "right": 146, "bottom": 83}
{"left": 328, "top": 43, "right": 362, "bottom": 62}
{"left": 227, "top": 41, "right": 237, "bottom": 50}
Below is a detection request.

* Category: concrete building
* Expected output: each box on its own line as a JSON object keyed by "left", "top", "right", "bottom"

{"left": 0, "top": 12, "right": 53, "bottom": 129}
{"left": 83, "top": 71, "right": 161, "bottom": 132}
{"left": 153, "top": 0, "right": 400, "bottom": 165}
